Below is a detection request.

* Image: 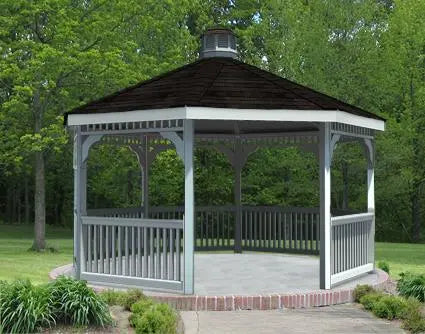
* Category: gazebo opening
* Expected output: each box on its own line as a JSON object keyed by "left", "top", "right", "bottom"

{"left": 65, "top": 28, "right": 385, "bottom": 295}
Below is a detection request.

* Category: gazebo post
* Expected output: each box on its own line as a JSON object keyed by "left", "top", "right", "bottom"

{"left": 142, "top": 136, "right": 149, "bottom": 218}
{"left": 234, "top": 140, "right": 243, "bottom": 253}
{"left": 365, "top": 139, "right": 375, "bottom": 268}
{"left": 73, "top": 126, "right": 83, "bottom": 279}
{"left": 319, "top": 123, "right": 332, "bottom": 289}
{"left": 183, "top": 119, "right": 195, "bottom": 294}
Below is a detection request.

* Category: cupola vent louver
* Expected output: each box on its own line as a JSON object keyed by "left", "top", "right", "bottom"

{"left": 200, "top": 28, "right": 237, "bottom": 59}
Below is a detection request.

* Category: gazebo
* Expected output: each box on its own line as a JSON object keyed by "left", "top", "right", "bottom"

{"left": 65, "top": 28, "right": 385, "bottom": 295}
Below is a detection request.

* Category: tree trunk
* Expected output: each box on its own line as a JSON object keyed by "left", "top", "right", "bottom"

{"left": 25, "top": 176, "right": 30, "bottom": 224}
{"left": 412, "top": 187, "right": 421, "bottom": 242}
{"left": 33, "top": 150, "right": 46, "bottom": 250}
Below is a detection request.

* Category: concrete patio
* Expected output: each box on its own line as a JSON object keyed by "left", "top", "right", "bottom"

{"left": 51, "top": 252, "right": 387, "bottom": 311}
{"left": 186, "top": 252, "right": 379, "bottom": 296}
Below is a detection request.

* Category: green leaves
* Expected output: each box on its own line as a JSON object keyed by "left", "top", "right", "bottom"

{"left": 49, "top": 275, "right": 112, "bottom": 327}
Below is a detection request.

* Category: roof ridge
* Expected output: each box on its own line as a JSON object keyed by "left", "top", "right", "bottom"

{"left": 197, "top": 61, "right": 225, "bottom": 104}
{"left": 233, "top": 59, "right": 327, "bottom": 109}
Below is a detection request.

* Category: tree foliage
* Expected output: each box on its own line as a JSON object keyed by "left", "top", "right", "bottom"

{"left": 0, "top": 0, "right": 424, "bottom": 243}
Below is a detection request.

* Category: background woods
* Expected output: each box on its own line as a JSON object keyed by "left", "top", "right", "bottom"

{"left": 0, "top": 0, "right": 424, "bottom": 247}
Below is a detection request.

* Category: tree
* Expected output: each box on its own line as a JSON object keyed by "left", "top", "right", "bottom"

{"left": 0, "top": 0, "right": 197, "bottom": 250}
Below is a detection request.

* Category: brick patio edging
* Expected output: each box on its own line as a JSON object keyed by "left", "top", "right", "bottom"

{"left": 49, "top": 264, "right": 389, "bottom": 311}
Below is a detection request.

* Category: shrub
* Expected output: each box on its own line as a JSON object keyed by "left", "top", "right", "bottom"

{"left": 353, "top": 284, "right": 375, "bottom": 302}
{"left": 49, "top": 276, "right": 112, "bottom": 327}
{"left": 0, "top": 280, "right": 55, "bottom": 333}
{"left": 377, "top": 261, "right": 390, "bottom": 274}
{"left": 402, "top": 298, "right": 425, "bottom": 333}
{"left": 123, "top": 288, "right": 146, "bottom": 311}
{"left": 359, "top": 292, "right": 383, "bottom": 311}
{"left": 100, "top": 289, "right": 127, "bottom": 306}
{"left": 371, "top": 295, "right": 408, "bottom": 320}
{"left": 130, "top": 303, "right": 177, "bottom": 334}
{"left": 130, "top": 299, "right": 155, "bottom": 315}
{"left": 397, "top": 272, "right": 425, "bottom": 302}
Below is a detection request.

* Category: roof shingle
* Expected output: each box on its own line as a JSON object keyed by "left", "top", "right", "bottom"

{"left": 65, "top": 57, "right": 384, "bottom": 123}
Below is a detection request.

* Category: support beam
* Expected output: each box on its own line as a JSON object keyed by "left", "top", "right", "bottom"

{"left": 319, "top": 123, "right": 332, "bottom": 289}
{"left": 73, "top": 127, "right": 83, "bottom": 279}
{"left": 183, "top": 120, "right": 195, "bottom": 294}
{"left": 234, "top": 161, "right": 242, "bottom": 253}
{"left": 215, "top": 141, "right": 257, "bottom": 253}
{"left": 364, "top": 139, "right": 375, "bottom": 267}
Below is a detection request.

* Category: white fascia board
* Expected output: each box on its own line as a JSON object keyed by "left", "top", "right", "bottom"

{"left": 186, "top": 107, "right": 385, "bottom": 131}
{"left": 67, "top": 106, "right": 385, "bottom": 131}
{"left": 66, "top": 107, "right": 187, "bottom": 126}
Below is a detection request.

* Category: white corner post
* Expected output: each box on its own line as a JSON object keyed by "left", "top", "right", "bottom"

{"left": 73, "top": 127, "right": 83, "bottom": 279}
{"left": 365, "top": 139, "right": 375, "bottom": 268}
{"left": 143, "top": 137, "right": 149, "bottom": 218}
{"left": 183, "top": 119, "right": 195, "bottom": 294}
{"left": 319, "top": 123, "right": 332, "bottom": 289}
{"left": 74, "top": 131, "right": 102, "bottom": 279}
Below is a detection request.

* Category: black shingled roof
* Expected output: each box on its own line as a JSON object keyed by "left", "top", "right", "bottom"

{"left": 65, "top": 57, "right": 384, "bottom": 123}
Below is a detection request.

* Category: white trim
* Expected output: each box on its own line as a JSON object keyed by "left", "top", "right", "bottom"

{"left": 331, "top": 212, "right": 374, "bottom": 226}
{"left": 67, "top": 106, "right": 385, "bottom": 131}
{"left": 186, "top": 107, "right": 385, "bottom": 131}
{"left": 81, "top": 272, "right": 183, "bottom": 292}
{"left": 331, "top": 263, "right": 374, "bottom": 286}
{"left": 67, "top": 107, "right": 187, "bottom": 126}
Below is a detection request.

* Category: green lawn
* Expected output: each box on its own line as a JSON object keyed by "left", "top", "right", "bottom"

{"left": 0, "top": 224, "right": 73, "bottom": 284}
{"left": 375, "top": 242, "right": 425, "bottom": 278}
{"left": 0, "top": 224, "right": 423, "bottom": 284}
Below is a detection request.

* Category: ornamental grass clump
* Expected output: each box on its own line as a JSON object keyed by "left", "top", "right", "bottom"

{"left": 100, "top": 289, "right": 127, "bottom": 306}
{"left": 377, "top": 260, "right": 390, "bottom": 274}
{"left": 49, "top": 276, "right": 112, "bottom": 327}
{"left": 0, "top": 280, "right": 55, "bottom": 333}
{"left": 397, "top": 272, "right": 425, "bottom": 302}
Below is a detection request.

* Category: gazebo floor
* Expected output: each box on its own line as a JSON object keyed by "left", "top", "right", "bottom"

{"left": 50, "top": 252, "right": 388, "bottom": 311}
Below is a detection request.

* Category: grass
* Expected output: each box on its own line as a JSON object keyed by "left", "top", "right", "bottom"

{"left": 0, "top": 224, "right": 72, "bottom": 284}
{"left": 0, "top": 224, "right": 423, "bottom": 283}
{"left": 375, "top": 242, "right": 425, "bottom": 278}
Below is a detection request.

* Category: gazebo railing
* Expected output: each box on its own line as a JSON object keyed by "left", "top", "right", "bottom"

{"left": 87, "top": 206, "right": 320, "bottom": 254}
{"left": 80, "top": 216, "right": 183, "bottom": 292}
{"left": 241, "top": 206, "right": 320, "bottom": 254}
{"left": 330, "top": 212, "right": 374, "bottom": 286}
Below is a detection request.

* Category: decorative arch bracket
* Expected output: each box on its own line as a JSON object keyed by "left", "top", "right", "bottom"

{"left": 160, "top": 131, "right": 184, "bottom": 160}
{"left": 363, "top": 138, "right": 374, "bottom": 168}
{"left": 81, "top": 134, "right": 103, "bottom": 163}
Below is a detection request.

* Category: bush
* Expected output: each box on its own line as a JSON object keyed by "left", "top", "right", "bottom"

{"left": 353, "top": 285, "right": 375, "bottom": 302}
{"left": 397, "top": 272, "right": 425, "bottom": 302}
{"left": 49, "top": 276, "right": 112, "bottom": 327}
{"left": 371, "top": 295, "right": 408, "bottom": 320}
{"left": 402, "top": 298, "right": 425, "bottom": 333}
{"left": 130, "top": 299, "right": 155, "bottom": 315}
{"left": 130, "top": 302, "right": 177, "bottom": 334}
{"left": 123, "top": 288, "right": 146, "bottom": 311}
{"left": 100, "top": 289, "right": 127, "bottom": 306}
{"left": 0, "top": 280, "right": 55, "bottom": 333}
{"left": 377, "top": 261, "right": 390, "bottom": 274}
{"left": 359, "top": 292, "right": 383, "bottom": 311}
